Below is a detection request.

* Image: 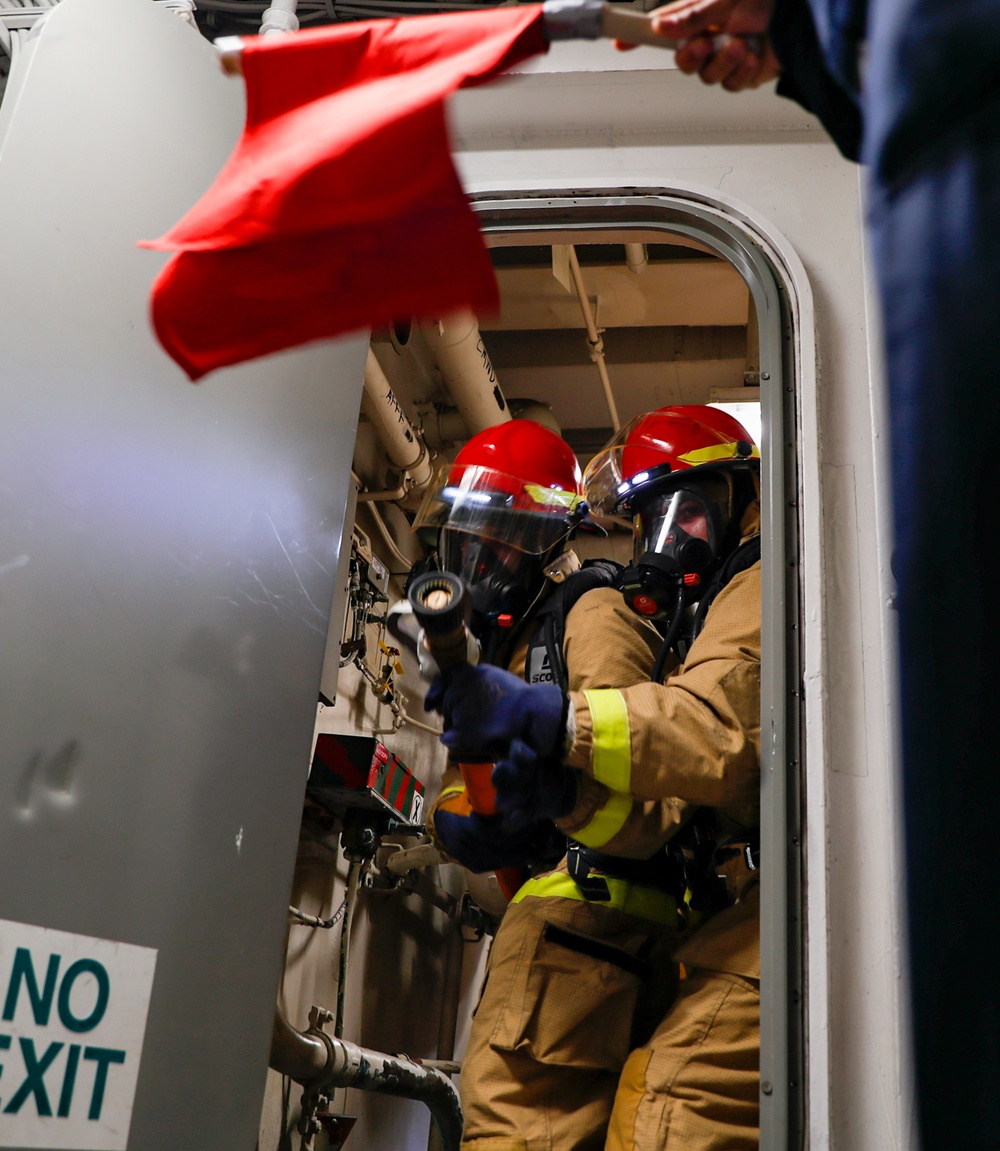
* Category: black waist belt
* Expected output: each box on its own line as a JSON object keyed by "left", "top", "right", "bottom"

{"left": 566, "top": 843, "right": 684, "bottom": 902}
{"left": 567, "top": 827, "right": 761, "bottom": 911}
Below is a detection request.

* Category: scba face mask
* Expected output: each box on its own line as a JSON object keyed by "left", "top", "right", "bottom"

{"left": 620, "top": 481, "right": 728, "bottom": 624}
{"left": 639, "top": 485, "right": 725, "bottom": 575}
{"left": 440, "top": 531, "right": 541, "bottom": 634}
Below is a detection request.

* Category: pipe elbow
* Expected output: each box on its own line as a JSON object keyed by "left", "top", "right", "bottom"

{"left": 269, "top": 1004, "right": 333, "bottom": 1084}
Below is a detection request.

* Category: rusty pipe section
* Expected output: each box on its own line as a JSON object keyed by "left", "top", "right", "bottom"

{"left": 271, "top": 1003, "right": 330, "bottom": 1083}
{"left": 270, "top": 1004, "right": 462, "bottom": 1151}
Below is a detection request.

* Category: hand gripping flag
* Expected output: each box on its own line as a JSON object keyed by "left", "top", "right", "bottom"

{"left": 140, "top": 6, "right": 550, "bottom": 380}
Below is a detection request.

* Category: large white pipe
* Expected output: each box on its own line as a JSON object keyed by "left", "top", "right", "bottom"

{"left": 362, "top": 349, "right": 433, "bottom": 491}
{"left": 421, "top": 398, "right": 560, "bottom": 448}
{"left": 420, "top": 312, "right": 512, "bottom": 435}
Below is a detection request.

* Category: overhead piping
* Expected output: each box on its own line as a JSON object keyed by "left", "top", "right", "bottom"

{"left": 420, "top": 311, "right": 512, "bottom": 436}
{"left": 420, "top": 398, "right": 561, "bottom": 448}
{"left": 360, "top": 349, "right": 433, "bottom": 499}
{"left": 565, "top": 245, "right": 621, "bottom": 432}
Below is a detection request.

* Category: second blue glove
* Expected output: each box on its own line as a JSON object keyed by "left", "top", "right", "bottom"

{"left": 433, "top": 806, "right": 561, "bottom": 873}
{"left": 492, "top": 738, "right": 580, "bottom": 832}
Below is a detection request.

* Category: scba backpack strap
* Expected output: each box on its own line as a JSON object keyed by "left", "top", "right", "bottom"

{"left": 671, "top": 533, "right": 763, "bottom": 917}
{"left": 523, "top": 559, "right": 623, "bottom": 692}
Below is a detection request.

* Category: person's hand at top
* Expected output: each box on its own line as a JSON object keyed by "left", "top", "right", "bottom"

{"left": 651, "top": 0, "right": 781, "bottom": 92}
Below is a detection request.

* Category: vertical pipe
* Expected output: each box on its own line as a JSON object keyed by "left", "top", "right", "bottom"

{"left": 260, "top": 0, "right": 299, "bottom": 34}
{"left": 335, "top": 859, "right": 362, "bottom": 1040}
{"left": 436, "top": 923, "right": 464, "bottom": 1064}
{"left": 567, "top": 246, "right": 621, "bottom": 431}
{"left": 428, "top": 922, "right": 465, "bottom": 1151}
{"left": 624, "top": 242, "right": 648, "bottom": 274}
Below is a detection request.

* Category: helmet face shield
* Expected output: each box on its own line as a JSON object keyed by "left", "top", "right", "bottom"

{"left": 580, "top": 435, "right": 631, "bottom": 518}
{"left": 414, "top": 461, "right": 587, "bottom": 630}
{"left": 414, "top": 464, "right": 588, "bottom": 557}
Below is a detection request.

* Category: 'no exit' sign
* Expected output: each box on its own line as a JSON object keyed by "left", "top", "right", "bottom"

{"left": 0, "top": 919, "right": 157, "bottom": 1149}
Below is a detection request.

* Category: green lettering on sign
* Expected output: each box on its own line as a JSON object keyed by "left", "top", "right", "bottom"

{"left": 0, "top": 1031, "right": 10, "bottom": 1102}
{"left": 58, "top": 958, "right": 110, "bottom": 1033}
{"left": 83, "top": 1046, "right": 125, "bottom": 1121}
{"left": 59, "top": 1044, "right": 81, "bottom": 1118}
{"left": 2, "top": 949, "right": 61, "bottom": 1026}
{"left": 2, "top": 1037, "right": 63, "bottom": 1116}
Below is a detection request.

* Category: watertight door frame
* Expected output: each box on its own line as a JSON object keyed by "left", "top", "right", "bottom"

{"left": 473, "top": 191, "right": 804, "bottom": 1151}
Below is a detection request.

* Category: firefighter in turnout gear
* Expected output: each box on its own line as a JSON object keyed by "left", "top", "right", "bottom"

{"left": 430, "top": 406, "right": 763, "bottom": 1151}
{"left": 414, "top": 419, "right": 691, "bottom": 1151}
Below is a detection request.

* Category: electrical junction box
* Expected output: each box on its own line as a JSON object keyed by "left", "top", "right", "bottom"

{"left": 309, "top": 734, "right": 425, "bottom": 828}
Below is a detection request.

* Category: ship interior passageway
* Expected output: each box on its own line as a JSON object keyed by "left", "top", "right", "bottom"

{"left": 269, "top": 223, "right": 782, "bottom": 1151}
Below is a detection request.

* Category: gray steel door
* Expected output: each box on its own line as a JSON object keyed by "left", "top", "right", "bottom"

{"left": 0, "top": 0, "right": 365, "bottom": 1146}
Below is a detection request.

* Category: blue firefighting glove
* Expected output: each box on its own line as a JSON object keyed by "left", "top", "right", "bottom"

{"left": 433, "top": 801, "right": 559, "bottom": 873}
{"left": 425, "top": 663, "right": 568, "bottom": 765}
{"left": 492, "top": 738, "right": 580, "bottom": 832}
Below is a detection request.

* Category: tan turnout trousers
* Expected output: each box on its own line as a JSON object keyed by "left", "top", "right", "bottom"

{"left": 459, "top": 866, "right": 678, "bottom": 1151}
{"left": 605, "top": 966, "right": 759, "bottom": 1151}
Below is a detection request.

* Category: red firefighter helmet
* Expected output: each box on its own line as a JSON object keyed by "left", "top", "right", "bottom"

{"left": 413, "top": 421, "right": 589, "bottom": 630}
{"left": 415, "top": 420, "right": 586, "bottom": 553}
{"left": 583, "top": 404, "right": 759, "bottom": 517}
{"left": 450, "top": 419, "right": 583, "bottom": 496}
{"left": 583, "top": 405, "right": 760, "bottom": 624}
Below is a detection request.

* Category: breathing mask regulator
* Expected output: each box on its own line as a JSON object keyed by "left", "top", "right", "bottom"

{"left": 439, "top": 529, "right": 544, "bottom": 638}
{"left": 621, "top": 479, "right": 729, "bottom": 624}
{"left": 619, "top": 472, "right": 748, "bottom": 680}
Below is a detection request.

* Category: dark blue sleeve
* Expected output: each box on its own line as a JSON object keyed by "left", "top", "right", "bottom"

{"left": 769, "top": 0, "right": 864, "bottom": 162}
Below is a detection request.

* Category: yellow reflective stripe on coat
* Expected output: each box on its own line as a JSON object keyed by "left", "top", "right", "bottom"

{"left": 571, "top": 790, "right": 632, "bottom": 849}
{"left": 511, "top": 871, "right": 676, "bottom": 926}
{"left": 583, "top": 689, "right": 632, "bottom": 793}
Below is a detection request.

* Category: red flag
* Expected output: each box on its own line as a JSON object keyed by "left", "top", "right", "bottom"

{"left": 141, "top": 6, "right": 549, "bottom": 380}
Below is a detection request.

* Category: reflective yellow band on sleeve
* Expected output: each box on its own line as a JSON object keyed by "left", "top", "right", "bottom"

{"left": 431, "top": 784, "right": 471, "bottom": 818}
{"left": 435, "top": 785, "right": 466, "bottom": 802}
{"left": 571, "top": 790, "right": 632, "bottom": 849}
{"left": 583, "top": 689, "right": 632, "bottom": 793}
{"left": 511, "top": 871, "right": 676, "bottom": 927}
